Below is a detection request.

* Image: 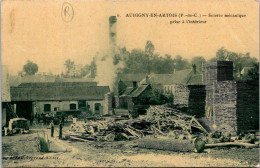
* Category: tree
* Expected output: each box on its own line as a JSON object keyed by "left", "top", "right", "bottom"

{"left": 64, "top": 59, "right": 75, "bottom": 77}
{"left": 23, "top": 60, "right": 38, "bottom": 75}
{"left": 216, "top": 47, "right": 228, "bottom": 61}
{"left": 145, "top": 40, "right": 155, "bottom": 56}
{"left": 243, "top": 63, "right": 259, "bottom": 81}
{"left": 215, "top": 47, "right": 258, "bottom": 79}
{"left": 118, "top": 41, "right": 177, "bottom": 74}
{"left": 191, "top": 56, "right": 206, "bottom": 72}
{"left": 208, "top": 57, "right": 217, "bottom": 62}
{"left": 174, "top": 55, "right": 190, "bottom": 71}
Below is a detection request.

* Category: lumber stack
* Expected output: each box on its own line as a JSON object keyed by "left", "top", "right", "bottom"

{"left": 146, "top": 105, "right": 207, "bottom": 134}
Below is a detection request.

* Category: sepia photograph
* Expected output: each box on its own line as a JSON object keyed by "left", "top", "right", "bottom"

{"left": 1, "top": 0, "right": 259, "bottom": 167}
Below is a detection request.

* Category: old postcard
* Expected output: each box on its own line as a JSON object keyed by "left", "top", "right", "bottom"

{"left": 1, "top": 0, "right": 259, "bottom": 167}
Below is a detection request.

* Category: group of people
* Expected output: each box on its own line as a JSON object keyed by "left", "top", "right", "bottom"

{"left": 49, "top": 120, "right": 63, "bottom": 140}
{"left": 34, "top": 113, "right": 56, "bottom": 125}
{"left": 34, "top": 112, "right": 65, "bottom": 139}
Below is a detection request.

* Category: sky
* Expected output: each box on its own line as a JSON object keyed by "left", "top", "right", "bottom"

{"left": 1, "top": 0, "right": 259, "bottom": 75}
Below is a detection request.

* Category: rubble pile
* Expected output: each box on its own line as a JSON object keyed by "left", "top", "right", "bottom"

{"left": 67, "top": 105, "right": 259, "bottom": 152}
{"left": 69, "top": 117, "right": 151, "bottom": 141}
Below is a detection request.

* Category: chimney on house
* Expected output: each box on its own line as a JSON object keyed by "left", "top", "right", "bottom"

{"left": 133, "top": 81, "right": 137, "bottom": 88}
{"left": 192, "top": 64, "right": 197, "bottom": 74}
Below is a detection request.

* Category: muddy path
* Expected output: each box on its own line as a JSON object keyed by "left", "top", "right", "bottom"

{"left": 2, "top": 128, "right": 259, "bottom": 167}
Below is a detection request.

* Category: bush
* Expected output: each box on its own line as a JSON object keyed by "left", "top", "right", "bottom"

{"left": 36, "top": 135, "right": 50, "bottom": 152}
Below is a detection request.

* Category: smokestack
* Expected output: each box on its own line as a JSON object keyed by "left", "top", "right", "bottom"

{"left": 109, "top": 16, "right": 117, "bottom": 55}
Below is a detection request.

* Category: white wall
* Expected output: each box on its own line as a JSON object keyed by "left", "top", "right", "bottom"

{"left": 34, "top": 100, "right": 78, "bottom": 114}
{"left": 33, "top": 100, "right": 105, "bottom": 115}
{"left": 87, "top": 100, "right": 104, "bottom": 114}
{"left": 163, "top": 85, "right": 175, "bottom": 94}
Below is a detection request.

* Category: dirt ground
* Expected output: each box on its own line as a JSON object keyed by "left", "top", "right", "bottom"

{"left": 2, "top": 125, "right": 260, "bottom": 167}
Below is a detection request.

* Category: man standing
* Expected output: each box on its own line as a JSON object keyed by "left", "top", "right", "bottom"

{"left": 61, "top": 115, "right": 65, "bottom": 126}
{"left": 49, "top": 120, "right": 55, "bottom": 137}
{"left": 59, "top": 120, "right": 63, "bottom": 140}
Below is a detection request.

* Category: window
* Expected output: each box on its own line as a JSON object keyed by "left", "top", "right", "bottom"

{"left": 95, "top": 103, "right": 101, "bottom": 111}
{"left": 44, "top": 104, "right": 51, "bottom": 112}
{"left": 70, "top": 103, "right": 77, "bottom": 110}
{"left": 78, "top": 100, "right": 86, "bottom": 110}
{"left": 54, "top": 107, "right": 58, "bottom": 111}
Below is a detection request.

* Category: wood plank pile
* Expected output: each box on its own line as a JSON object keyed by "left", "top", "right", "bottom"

{"left": 146, "top": 105, "right": 208, "bottom": 135}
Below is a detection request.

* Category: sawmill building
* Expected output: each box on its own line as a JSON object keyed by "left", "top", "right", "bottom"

{"left": 9, "top": 82, "right": 112, "bottom": 121}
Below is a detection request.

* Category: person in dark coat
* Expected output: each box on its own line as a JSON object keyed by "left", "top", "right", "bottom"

{"left": 61, "top": 115, "right": 65, "bottom": 126}
{"left": 37, "top": 113, "right": 41, "bottom": 123}
{"left": 49, "top": 120, "right": 55, "bottom": 137}
{"left": 59, "top": 120, "right": 63, "bottom": 140}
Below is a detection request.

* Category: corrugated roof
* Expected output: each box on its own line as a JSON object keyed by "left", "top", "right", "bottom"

{"left": 18, "top": 82, "right": 97, "bottom": 88}
{"left": 10, "top": 86, "right": 110, "bottom": 101}
{"left": 142, "top": 69, "right": 193, "bottom": 85}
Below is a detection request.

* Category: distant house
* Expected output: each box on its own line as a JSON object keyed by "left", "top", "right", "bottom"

{"left": 115, "top": 83, "right": 152, "bottom": 110}
{"left": 240, "top": 66, "right": 253, "bottom": 77}
{"left": 115, "top": 69, "right": 202, "bottom": 110}
{"left": 140, "top": 68, "right": 202, "bottom": 95}
{"left": 116, "top": 73, "right": 148, "bottom": 95}
{"left": 10, "top": 82, "right": 112, "bottom": 120}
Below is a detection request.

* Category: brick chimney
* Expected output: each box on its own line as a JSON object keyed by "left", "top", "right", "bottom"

{"left": 133, "top": 81, "right": 137, "bottom": 88}
{"left": 192, "top": 64, "right": 197, "bottom": 74}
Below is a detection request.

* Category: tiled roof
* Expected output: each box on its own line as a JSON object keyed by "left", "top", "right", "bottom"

{"left": 121, "top": 87, "right": 136, "bottom": 96}
{"left": 141, "top": 69, "right": 198, "bottom": 85}
{"left": 117, "top": 73, "right": 148, "bottom": 82}
{"left": 18, "top": 82, "right": 97, "bottom": 88}
{"left": 129, "top": 85, "right": 150, "bottom": 97}
{"left": 10, "top": 86, "right": 110, "bottom": 101}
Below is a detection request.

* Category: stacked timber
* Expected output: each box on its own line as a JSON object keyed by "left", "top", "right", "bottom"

{"left": 146, "top": 105, "right": 208, "bottom": 134}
